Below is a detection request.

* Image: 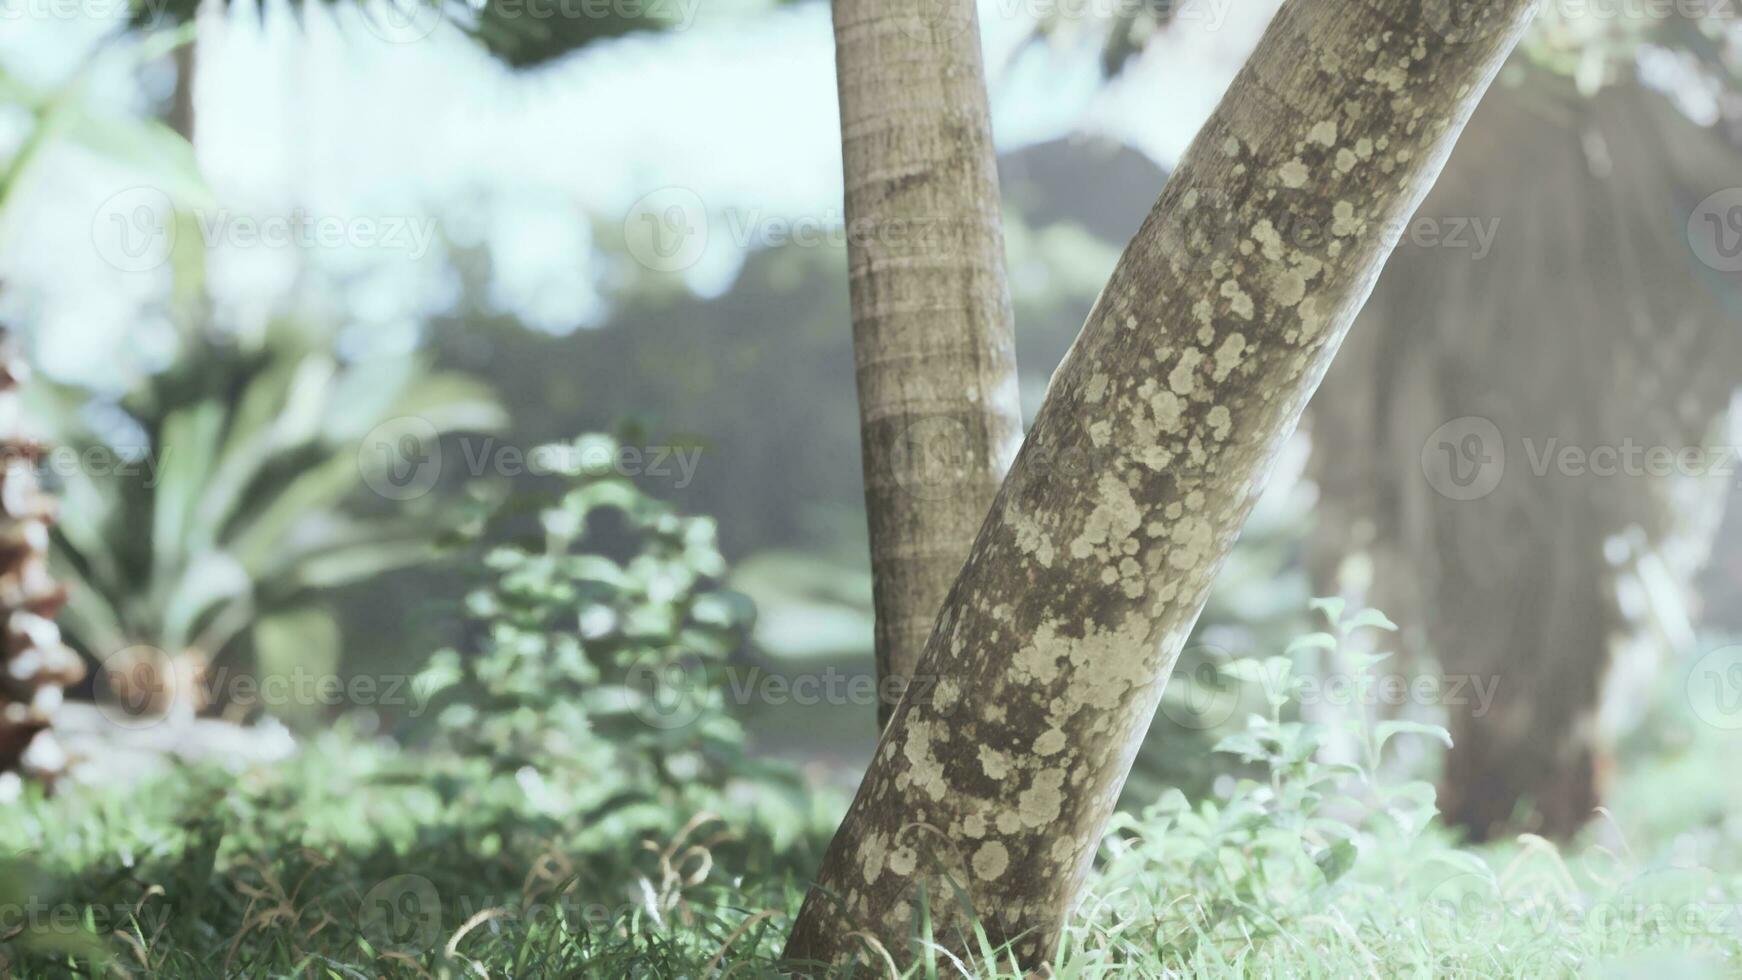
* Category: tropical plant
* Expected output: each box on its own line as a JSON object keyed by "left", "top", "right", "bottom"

{"left": 29, "top": 323, "right": 503, "bottom": 719}
{"left": 414, "top": 433, "right": 805, "bottom": 843}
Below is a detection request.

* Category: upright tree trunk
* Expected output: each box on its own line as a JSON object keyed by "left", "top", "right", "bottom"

{"left": 832, "top": 0, "right": 1023, "bottom": 728}
{"left": 786, "top": 0, "right": 1536, "bottom": 968}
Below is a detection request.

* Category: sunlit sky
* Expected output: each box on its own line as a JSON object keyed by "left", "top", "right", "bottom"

{"left": 0, "top": 0, "right": 1273, "bottom": 389}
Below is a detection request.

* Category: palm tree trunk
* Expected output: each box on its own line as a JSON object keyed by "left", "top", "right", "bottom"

{"left": 832, "top": 0, "right": 1023, "bottom": 728}
{"left": 785, "top": 0, "right": 1537, "bottom": 968}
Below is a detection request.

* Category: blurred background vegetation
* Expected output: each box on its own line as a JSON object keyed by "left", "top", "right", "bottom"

{"left": 0, "top": 0, "right": 1739, "bottom": 974}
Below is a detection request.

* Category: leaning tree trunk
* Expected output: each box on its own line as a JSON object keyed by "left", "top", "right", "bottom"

{"left": 832, "top": 0, "right": 1023, "bottom": 728}
{"left": 785, "top": 0, "right": 1537, "bottom": 968}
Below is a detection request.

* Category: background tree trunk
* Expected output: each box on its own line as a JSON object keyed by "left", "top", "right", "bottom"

{"left": 831, "top": 0, "right": 1023, "bottom": 728}
{"left": 786, "top": 0, "right": 1537, "bottom": 967}
{"left": 1306, "top": 78, "right": 1742, "bottom": 840}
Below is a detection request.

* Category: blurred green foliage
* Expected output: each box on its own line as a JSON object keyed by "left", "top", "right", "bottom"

{"left": 30, "top": 324, "right": 504, "bottom": 692}
{"left": 413, "top": 433, "right": 809, "bottom": 842}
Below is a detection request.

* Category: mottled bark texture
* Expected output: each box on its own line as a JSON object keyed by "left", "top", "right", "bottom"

{"left": 832, "top": 0, "right": 1023, "bottom": 729}
{"left": 787, "top": 0, "right": 1536, "bottom": 968}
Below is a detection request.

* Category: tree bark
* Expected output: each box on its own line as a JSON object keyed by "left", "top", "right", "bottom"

{"left": 832, "top": 0, "right": 1023, "bottom": 729}
{"left": 786, "top": 0, "right": 1537, "bottom": 968}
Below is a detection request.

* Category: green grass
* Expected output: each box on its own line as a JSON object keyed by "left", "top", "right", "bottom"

{"left": 4, "top": 625, "right": 1741, "bottom": 977}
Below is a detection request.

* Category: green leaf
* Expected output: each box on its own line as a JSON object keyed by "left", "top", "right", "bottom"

{"left": 1315, "top": 838, "right": 1358, "bottom": 884}
{"left": 1307, "top": 596, "right": 1346, "bottom": 626}
{"left": 1285, "top": 631, "right": 1338, "bottom": 656}
{"left": 62, "top": 109, "right": 213, "bottom": 209}
{"left": 1374, "top": 719, "right": 1454, "bottom": 753}
{"left": 160, "top": 549, "right": 251, "bottom": 652}
{"left": 1344, "top": 608, "right": 1400, "bottom": 633}
{"left": 150, "top": 401, "right": 227, "bottom": 594}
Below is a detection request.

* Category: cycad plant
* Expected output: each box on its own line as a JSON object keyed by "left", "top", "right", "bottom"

{"left": 31, "top": 324, "right": 504, "bottom": 722}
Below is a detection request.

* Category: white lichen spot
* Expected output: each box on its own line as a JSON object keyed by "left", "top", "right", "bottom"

{"left": 902, "top": 720, "right": 948, "bottom": 800}
{"left": 1088, "top": 419, "right": 1112, "bottom": 447}
{"left": 972, "top": 842, "right": 1010, "bottom": 881}
{"left": 1335, "top": 148, "right": 1358, "bottom": 173}
{"left": 1168, "top": 516, "right": 1214, "bottom": 571}
{"left": 1272, "top": 268, "right": 1307, "bottom": 308}
{"left": 1221, "top": 136, "right": 1240, "bottom": 156}
{"left": 1018, "top": 770, "right": 1067, "bottom": 828}
{"left": 1085, "top": 372, "right": 1110, "bottom": 403}
{"left": 1355, "top": 137, "right": 1374, "bottom": 159}
{"left": 1212, "top": 333, "right": 1247, "bottom": 381}
{"left": 1307, "top": 120, "right": 1338, "bottom": 146}
{"left": 1219, "top": 279, "right": 1255, "bottom": 321}
{"left": 861, "top": 833, "right": 888, "bottom": 884}
{"left": 1299, "top": 295, "right": 1327, "bottom": 337}
{"left": 1251, "top": 219, "right": 1283, "bottom": 261}
{"left": 1331, "top": 200, "right": 1360, "bottom": 237}
{"left": 1207, "top": 405, "right": 1232, "bottom": 441}
{"left": 1051, "top": 836, "right": 1077, "bottom": 865}
{"left": 1034, "top": 728, "right": 1067, "bottom": 756}
{"left": 996, "top": 812, "right": 1021, "bottom": 835}
{"left": 979, "top": 744, "right": 1010, "bottom": 780}
{"left": 1012, "top": 513, "right": 1055, "bottom": 568}
{"left": 1167, "top": 348, "right": 1203, "bottom": 397}
{"left": 1013, "top": 622, "right": 1066, "bottom": 684}
{"left": 932, "top": 678, "right": 960, "bottom": 712}
{"left": 1279, "top": 159, "right": 1309, "bottom": 189}
{"left": 1069, "top": 473, "right": 1143, "bottom": 560}
{"left": 963, "top": 813, "right": 988, "bottom": 838}
{"left": 1149, "top": 384, "right": 1191, "bottom": 431}
{"left": 888, "top": 845, "right": 918, "bottom": 878}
